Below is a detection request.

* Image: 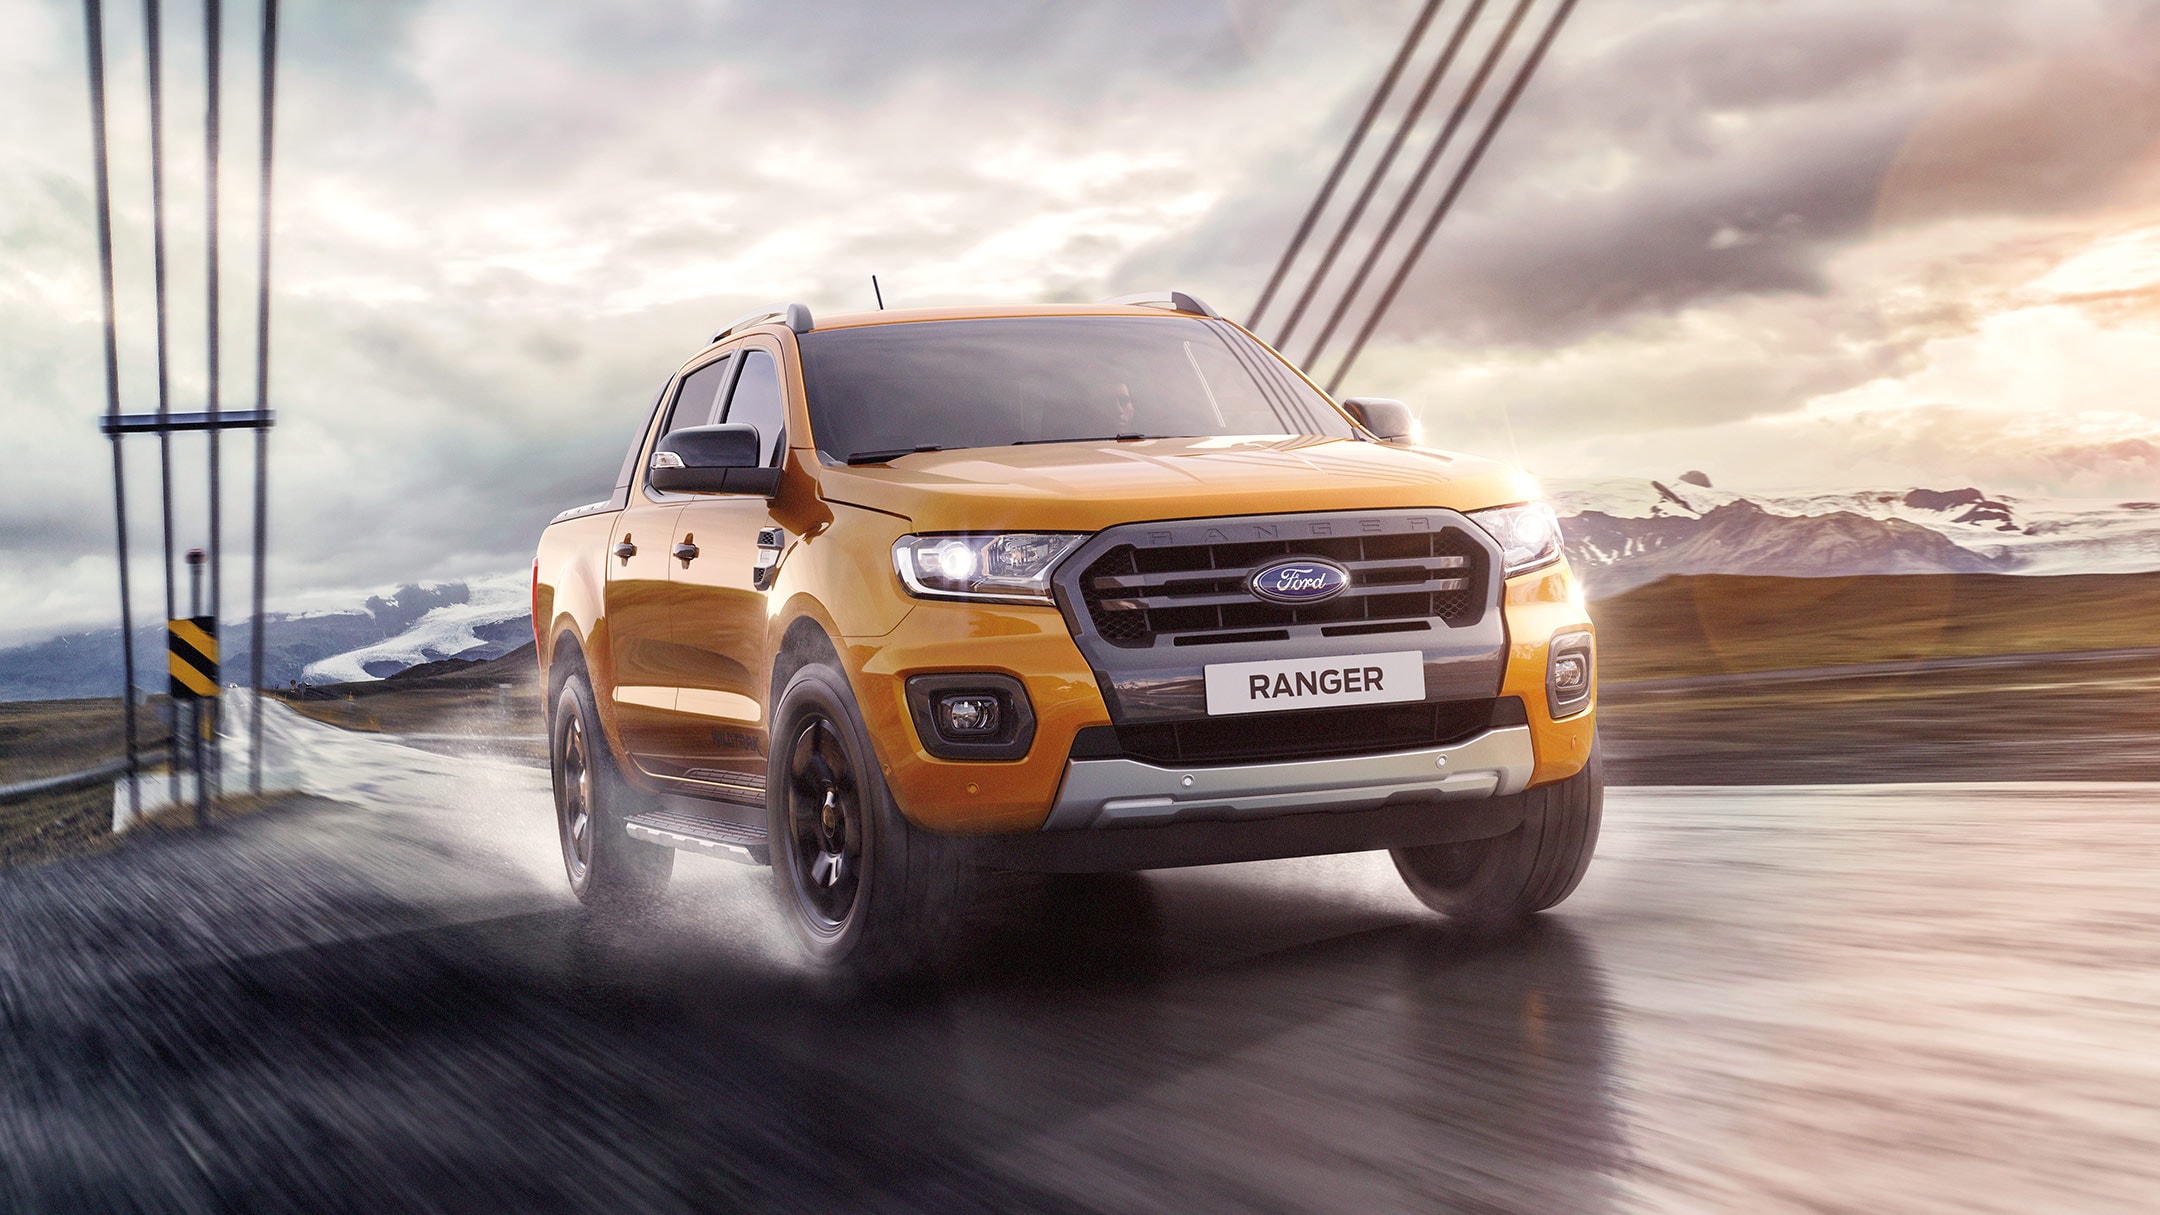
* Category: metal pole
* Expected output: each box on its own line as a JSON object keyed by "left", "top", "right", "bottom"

{"left": 248, "top": 0, "right": 277, "bottom": 792}
{"left": 145, "top": 0, "right": 181, "bottom": 805}
{"left": 187, "top": 548, "right": 206, "bottom": 825}
{"left": 203, "top": 0, "right": 223, "bottom": 802}
{"left": 83, "top": 0, "right": 141, "bottom": 824}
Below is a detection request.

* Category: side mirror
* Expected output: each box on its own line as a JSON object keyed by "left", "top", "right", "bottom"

{"left": 649, "top": 423, "right": 783, "bottom": 496}
{"left": 1341, "top": 397, "right": 1417, "bottom": 445}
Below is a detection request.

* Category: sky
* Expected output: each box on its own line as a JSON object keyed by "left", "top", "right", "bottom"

{"left": 3, "top": 0, "right": 2159, "bottom": 643}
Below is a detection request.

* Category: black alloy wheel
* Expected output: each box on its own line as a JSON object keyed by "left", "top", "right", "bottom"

{"left": 768, "top": 659, "right": 965, "bottom": 970}
{"left": 555, "top": 706, "right": 595, "bottom": 888}
{"left": 551, "top": 672, "right": 671, "bottom": 909}
{"left": 785, "top": 714, "right": 863, "bottom": 931}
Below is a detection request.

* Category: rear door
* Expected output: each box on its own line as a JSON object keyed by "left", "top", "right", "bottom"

{"left": 662, "top": 344, "right": 790, "bottom": 791}
{"left": 603, "top": 502, "right": 683, "bottom": 768}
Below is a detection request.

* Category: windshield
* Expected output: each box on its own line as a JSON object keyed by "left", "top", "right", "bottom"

{"left": 796, "top": 315, "right": 1357, "bottom": 462}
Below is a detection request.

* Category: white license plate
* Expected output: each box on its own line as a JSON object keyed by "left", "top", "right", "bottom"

{"left": 1202, "top": 650, "right": 1425, "bottom": 717}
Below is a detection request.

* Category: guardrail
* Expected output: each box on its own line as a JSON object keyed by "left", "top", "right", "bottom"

{"left": 0, "top": 759, "right": 133, "bottom": 807}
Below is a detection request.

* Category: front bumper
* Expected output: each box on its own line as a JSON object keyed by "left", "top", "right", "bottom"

{"left": 846, "top": 560, "right": 1593, "bottom": 836}
{"left": 1040, "top": 724, "right": 1536, "bottom": 830}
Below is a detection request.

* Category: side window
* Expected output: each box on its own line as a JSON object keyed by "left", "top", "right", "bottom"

{"left": 722, "top": 350, "right": 788, "bottom": 467}
{"left": 662, "top": 355, "right": 735, "bottom": 437}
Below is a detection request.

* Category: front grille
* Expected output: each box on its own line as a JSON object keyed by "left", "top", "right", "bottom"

{"left": 1077, "top": 527, "right": 1487, "bottom": 648}
{"left": 1070, "top": 697, "right": 1524, "bottom": 767}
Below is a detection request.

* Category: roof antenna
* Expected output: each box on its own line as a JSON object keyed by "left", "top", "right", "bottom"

{"left": 871, "top": 275, "right": 885, "bottom": 310}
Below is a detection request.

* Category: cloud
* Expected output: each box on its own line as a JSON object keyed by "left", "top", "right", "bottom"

{"left": 7, "top": 0, "right": 2160, "bottom": 645}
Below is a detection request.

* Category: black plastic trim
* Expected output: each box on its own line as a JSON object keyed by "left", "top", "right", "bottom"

{"left": 1049, "top": 509, "right": 1508, "bottom": 724}
{"left": 904, "top": 673, "right": 1038, "bottom": 761}
{"left": 1547, "top": 631, "right": 1595, "bottom": 719}
{"left": 1066, "top": 695, "right": 1527, "bottom": 768}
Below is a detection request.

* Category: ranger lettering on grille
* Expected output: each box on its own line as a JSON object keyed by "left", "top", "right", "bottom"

{"left": 1249, "top": 665, "right": 1386, "bottom": 698}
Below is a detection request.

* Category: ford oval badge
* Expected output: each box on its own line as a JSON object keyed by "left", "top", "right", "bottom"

{"left": 1249, "top": 558, "right": 1351, "bottom": 605}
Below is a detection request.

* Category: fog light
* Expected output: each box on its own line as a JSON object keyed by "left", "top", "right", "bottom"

{"left": 906, "top": 673, "right": 1036, "bottom": 760}
{"left": 934, "top": 693, "right": 1002, "bottom": 739}
{"left": 1552, "top": 654, "right": 1587, "bottom": 690}
{"left": 1547, "top": 631, "right": 1594, "bottom": 718}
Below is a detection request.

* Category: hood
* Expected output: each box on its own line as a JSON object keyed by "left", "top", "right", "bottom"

{"left": 813, "top": 435, "right": 1537, "bottom": 532}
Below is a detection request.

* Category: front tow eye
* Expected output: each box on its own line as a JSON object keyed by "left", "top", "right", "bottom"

{"left": 673, "top": 536, "right": 700, "bottom": 567}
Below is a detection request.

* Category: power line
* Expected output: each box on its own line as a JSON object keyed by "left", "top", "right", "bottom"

{"left": 1327, "top": 0, "right": 1579, "bottom": 393}
{"left": 1271, "top": 0, "right": 1486, "bottom": 352}
{"left": 1301, "top": 0, "right": 1536, "bottom": 374}
{"left": 1245, "top": 0, "right": 1442, "bottom": 333}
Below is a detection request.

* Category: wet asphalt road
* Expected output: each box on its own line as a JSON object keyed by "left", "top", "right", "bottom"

{"left": 3, "top": 714, "right": 2157, "bottom": 1213}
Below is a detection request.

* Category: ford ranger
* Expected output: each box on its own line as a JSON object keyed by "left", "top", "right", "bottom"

{"left": 532, "top": 294, "right": 1599, "bottom": 968}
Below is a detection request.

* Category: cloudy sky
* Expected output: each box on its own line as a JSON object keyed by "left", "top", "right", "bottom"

{"left": 4, "top": 0, "right": 2159, "bottom": 643}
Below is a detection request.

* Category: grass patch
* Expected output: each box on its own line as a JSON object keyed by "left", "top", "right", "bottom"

{"left": 0, "top": 696, "right": 175, "bottom": 785}
{"left": 1599, "top": 651, "right": 2160, "bottom": 784}
{"left": 0, "top": 783, "right": 121, "bottom": 869}
{"left": 275, "top": 686, "right": 542, "bottom": 737}
{"left": 0, "top": 782, "right": 295, "bottom": 871}
{"left": 1593, "top": 571, "right": 2160, "bottom": 682}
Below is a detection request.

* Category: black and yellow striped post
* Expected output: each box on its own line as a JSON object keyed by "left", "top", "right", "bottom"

{"left": 168, "top": 616, "right": 219, "bottom": 700}
{"left": 170, "top": 612, "right": 216, "bottom": 826}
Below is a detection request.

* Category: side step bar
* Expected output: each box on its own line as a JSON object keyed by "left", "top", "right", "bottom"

{"left": 625, "top": 804, "right": 769, "bottom": 866}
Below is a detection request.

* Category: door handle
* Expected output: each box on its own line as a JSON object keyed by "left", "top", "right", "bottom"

{"left": 673, "top": 540, "right": 700, "bottom": 566}
{"left": 613, "top": 538, "right": 636, "bottom": 564}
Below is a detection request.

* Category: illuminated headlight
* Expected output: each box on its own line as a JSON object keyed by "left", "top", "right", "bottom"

{"left": 893, "top": 533, "right": 1085, "bottom": 603}
{"left": 1468, "top": 502, "right": 1563, "bottom": 576}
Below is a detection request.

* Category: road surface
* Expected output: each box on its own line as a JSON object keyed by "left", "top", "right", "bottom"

{"left": 3, "top": 705, "right": 2156, "bottom": 1213}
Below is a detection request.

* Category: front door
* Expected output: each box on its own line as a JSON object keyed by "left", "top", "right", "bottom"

{"left": 660, "top": 346, "right": 792, "bottom": 793}
{"left": 603, "top": 502, "right": 685, "bottom": 770}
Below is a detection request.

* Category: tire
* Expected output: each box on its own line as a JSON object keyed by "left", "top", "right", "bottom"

{"left": 767, "top": 662, "right": 962, "bottom": 972}
{"left": 551, "top": 672, "right": 672, "bottom": 910}
{"left": 1392, "top": 737, "right": 1602, "bottom": 927}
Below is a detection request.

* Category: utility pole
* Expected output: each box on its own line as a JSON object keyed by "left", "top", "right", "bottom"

{"left": 82, "top": 0, "right": 279, "bottom": 828}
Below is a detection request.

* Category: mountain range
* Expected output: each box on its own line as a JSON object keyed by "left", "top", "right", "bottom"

{"left": 1549, "top": 474, "right": 2160, "bottom": 596}
{"left": 5, "top": 474, "right": 2156, "bottom": 699}
{"left": 0, "top": 577, "right": 532, "bottom": 701}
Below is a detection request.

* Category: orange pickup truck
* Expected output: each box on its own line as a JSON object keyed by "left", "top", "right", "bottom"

{"left": 532, "top": 294, "right": 1599, "bottom": 968}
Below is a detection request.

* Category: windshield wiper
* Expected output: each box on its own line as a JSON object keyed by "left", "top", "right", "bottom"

{"left": 1011, "top": 433, "right": 1176, "bottom": 446}
{"left": 845, "top": 444, "right": 945, "bottom": 465}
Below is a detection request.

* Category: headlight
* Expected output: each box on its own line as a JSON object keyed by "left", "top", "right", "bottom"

{"left": 1468, "top": 503, "right": 1563, "bottom": 576}
{"left": 892, "top": 533, "right": 1085, "bottom": 603}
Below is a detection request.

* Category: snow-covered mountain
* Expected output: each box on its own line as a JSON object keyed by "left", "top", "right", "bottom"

{"left": 8, "top": 474, "right": 2153, "bottom": 698}
{"left": 300, "top": 573, "right": 532, "bottom": 684}
{"left": 0, "top": 579, "right": 533, "bottom": 700}
{"left": 1549, "top": 473, "right": 2160, "bottom": 596}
